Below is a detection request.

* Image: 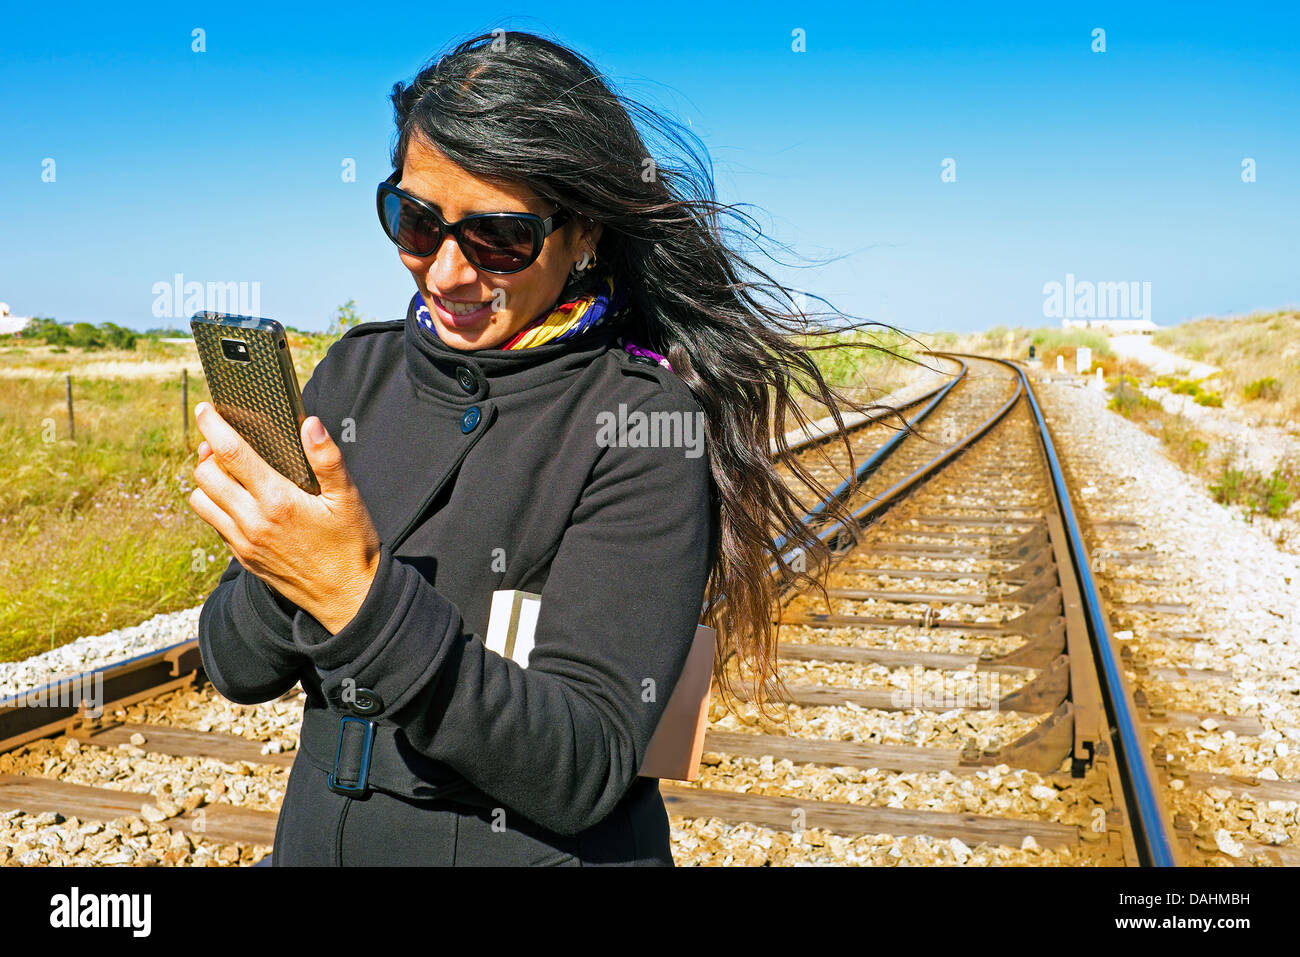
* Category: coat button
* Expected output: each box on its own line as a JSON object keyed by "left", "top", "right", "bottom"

{"left": 455, "top": 366, "right": 476, "bottom": 393}
{"left": 461, "top": 406, "right": 481, "bottom": 433}
{"left": 629, "top": 354, "right": 658, "bottom": 366}
{"left": 349, "top": 687, "right": 383, "bottom": 716}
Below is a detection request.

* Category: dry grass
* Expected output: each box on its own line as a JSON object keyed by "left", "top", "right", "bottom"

{"left": 1104, "top": 373, "right": 1298, "bottom": 522}
{"left": 0, "top": 332, "right": 331, "bottom": 662}
{"left": 1153, "top": 309, "right": 1300, "bottom": 429}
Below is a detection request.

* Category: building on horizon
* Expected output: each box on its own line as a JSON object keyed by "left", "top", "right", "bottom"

{"left": 0, "top": 302, "right": 32, "bottom": 336}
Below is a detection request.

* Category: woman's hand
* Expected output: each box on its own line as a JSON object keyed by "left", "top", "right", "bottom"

{"left": 188, "top": 402, "right": 381, "bottom": 635}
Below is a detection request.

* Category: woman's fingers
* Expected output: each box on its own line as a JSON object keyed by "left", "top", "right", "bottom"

{"left": 193, "top": 403, "right": 278, "bottom": 501}
{"left": 193, "top": 449, "right": 263, "bottom": 530}
{"left": 187, "top": 485, "right": 246, "bottom": 555}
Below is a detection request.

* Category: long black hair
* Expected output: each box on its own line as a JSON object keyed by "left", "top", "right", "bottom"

{"left": 390, "top": 30, "right": 905, "bottom": 718}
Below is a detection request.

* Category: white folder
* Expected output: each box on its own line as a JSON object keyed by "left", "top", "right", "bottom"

{"left": 485, "top": 590, "right": 716, "bottom": 781}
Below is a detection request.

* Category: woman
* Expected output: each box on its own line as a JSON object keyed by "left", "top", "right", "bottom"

{"left": 191, "top": 30, "right": 889, "bottom": 866}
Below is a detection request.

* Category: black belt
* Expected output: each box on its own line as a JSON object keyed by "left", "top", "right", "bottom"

{"left": 298, "top": 707, "right": 498, "bottom": 809}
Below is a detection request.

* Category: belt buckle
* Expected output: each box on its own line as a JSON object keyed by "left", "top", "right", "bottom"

{"left": 327, "top": 715, "right": 377, "bottom": 796}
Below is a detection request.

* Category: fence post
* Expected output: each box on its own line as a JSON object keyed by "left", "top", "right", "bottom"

{"left": 182, "top": 368, "right": 189, "bottom": 447}
{"left": 65, "top": 373, "right": 75, "bottom": 442}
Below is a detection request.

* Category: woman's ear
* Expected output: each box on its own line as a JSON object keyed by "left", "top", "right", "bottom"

{"left": 573, "top": 217, "right": 603, "bottom": 257}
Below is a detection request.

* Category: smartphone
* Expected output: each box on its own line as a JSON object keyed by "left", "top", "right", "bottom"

{"left": 189, "top": 312, "right": 320, "bottom": 495}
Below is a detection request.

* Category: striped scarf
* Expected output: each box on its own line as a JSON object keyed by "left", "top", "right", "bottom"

{"left": 414, "top": 275, "right": 672, "bottom": 370}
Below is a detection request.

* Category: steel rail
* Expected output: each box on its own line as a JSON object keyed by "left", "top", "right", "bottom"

{"left": 1008, "top": 357, "right": 1180, "bottom": 867}
{"left": 0, "top": 640, "right": 201, "bottom": 753}
{"left": 774, "top": 356, "right": 970, "bottom": 551}
{"left": 778, "top": 354, "right": 962, "bottom": 458}
{"left": 695, "top": 356, "right": 971, "bottom": 621}
{"left": 760, "top": 352, "right": 1021, "bottom": 587}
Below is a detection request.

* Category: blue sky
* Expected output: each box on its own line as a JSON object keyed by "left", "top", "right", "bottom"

{"left": 2, "top": 1, "right": 1296, "bottom": 335}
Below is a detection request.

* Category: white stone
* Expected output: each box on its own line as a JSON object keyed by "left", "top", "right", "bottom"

{"left": 1214, "top": 829, "right": 1244, "bottom": 858}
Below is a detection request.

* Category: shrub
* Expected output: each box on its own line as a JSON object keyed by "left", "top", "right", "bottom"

{"left": 1030, "top": 328, "right": 1113, "bottom": 358}
{"left": 99, "top": 323, "right": 138, "bottom": 350}
{"left": 1258, "top": 470, "right": 1295, "bottom": 518}
{"left": 1243, "top": 377, "right": 1282, "bottom": 401}
{"left": 69, "top": 323, "right": 105, "bottom": 349}
{"left": 1210, "top": 467, "right": 1248, "bottom": 506}
{"left": 1108, "top": 380, "right": 1162, "bottom": 419}
{"left": 1194, "top": 391, "right": 1223, "bottom": 407}
{"left": 1208, "top": 460, "right": 1298, "bottom": 518}
{"left": 327, "top": 299, "right": 366, "bottom": 340}
{"left": 1160, "top": 416, "right": 1210, "bottom": 471}
{"left": 20, "top": 318, "right": 137, "bottom": 351}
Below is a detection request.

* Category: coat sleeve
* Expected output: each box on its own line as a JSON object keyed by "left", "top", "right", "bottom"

{"left": 287, "top": 390, "right": 715, "bottom": 835}
{"left": 195, "top": 361, "right": 328, "bottom": 704}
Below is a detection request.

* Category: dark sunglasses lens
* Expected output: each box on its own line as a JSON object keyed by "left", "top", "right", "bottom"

{"left": 383, "top": 192, "right": 441, "bottom": 255}
{"left": 461, "top": 218, "right": 538, "bottom": 271}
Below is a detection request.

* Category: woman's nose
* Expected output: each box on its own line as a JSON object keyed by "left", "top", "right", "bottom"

{"left": 426, "top": 235, "right": 479, "bottom": 290}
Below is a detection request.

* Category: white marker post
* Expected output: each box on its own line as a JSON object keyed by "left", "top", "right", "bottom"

{"left": 1076, "top": 346, "right": 1092, "bottom": 375}
{"left": 1056, "top": 355, "right": 1065, "bottom": 373}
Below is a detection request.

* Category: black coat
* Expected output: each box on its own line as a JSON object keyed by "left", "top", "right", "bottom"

{"left": 197, "top": 295, "right": 716, "bottom": 865}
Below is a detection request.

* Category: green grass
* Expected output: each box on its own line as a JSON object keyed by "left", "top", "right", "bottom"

{"left": 0, "top": 369, "right": 226, "bottom": 660}
{"left": 800, "top": 328, "right": 917, "bottom": 387}
{"left": 0, "top": 323, "right": 349, "bottom": 662}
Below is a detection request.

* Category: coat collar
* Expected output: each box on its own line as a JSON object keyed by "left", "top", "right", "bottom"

{"left": 402, "top": 293, "right": 626, "bottom": 401}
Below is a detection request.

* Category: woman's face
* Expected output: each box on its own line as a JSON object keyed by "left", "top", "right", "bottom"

{"left": 395, "top": 135, "right": 599, "bottom": 351}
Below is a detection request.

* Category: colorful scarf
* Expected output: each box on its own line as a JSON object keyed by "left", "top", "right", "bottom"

{"left": 414, "top": 275, "right": 672, "bottom": 370}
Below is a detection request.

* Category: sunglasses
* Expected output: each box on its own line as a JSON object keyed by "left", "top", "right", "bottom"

{"left": 376, "top": 172, "right": 572, "bottom": 274}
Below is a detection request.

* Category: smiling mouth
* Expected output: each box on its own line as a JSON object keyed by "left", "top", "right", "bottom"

{"left": 431, "top": 293, "right": 493, "bottom": 317}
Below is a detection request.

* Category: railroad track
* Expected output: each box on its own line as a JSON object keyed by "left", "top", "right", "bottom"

{"left": 664, "top": 354, "right": 1200, "bottom": 866}
{"left": 0, "top": 353, "right": 1266, "bottom": 866}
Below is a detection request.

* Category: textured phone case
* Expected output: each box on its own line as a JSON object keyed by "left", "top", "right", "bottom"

{"left": 191, "top": 313, "right": 320, "bottom": 495}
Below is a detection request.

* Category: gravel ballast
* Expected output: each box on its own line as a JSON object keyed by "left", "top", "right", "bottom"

{"left": 1036, "top": 374, "right": 1300, "bottom": 864}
